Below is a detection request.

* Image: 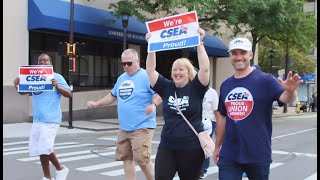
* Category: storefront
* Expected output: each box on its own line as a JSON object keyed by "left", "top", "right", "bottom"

{"left": 4, "top": 0, "right": 230, "bottom": 122}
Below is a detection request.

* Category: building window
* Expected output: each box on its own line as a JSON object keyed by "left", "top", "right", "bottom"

{"left": 29, "top": 31, "right": 123, "bottom": 91}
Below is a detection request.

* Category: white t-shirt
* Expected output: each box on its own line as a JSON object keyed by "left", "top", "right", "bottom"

{"left": 202, "top": 87, "right": 219, "bottom": 122}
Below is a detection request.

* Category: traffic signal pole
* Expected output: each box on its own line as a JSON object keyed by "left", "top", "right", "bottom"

{"left": 68, "top": 0, "right": 74, "bottom": 129}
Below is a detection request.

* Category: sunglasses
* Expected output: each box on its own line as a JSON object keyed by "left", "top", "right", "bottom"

{"left": 121, "top": 61, "right": 134, "bottom": 66}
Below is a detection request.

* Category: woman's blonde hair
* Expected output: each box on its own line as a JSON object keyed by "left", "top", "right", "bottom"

{"left": 171, "top": 58, "right": 196, "bottom": 82}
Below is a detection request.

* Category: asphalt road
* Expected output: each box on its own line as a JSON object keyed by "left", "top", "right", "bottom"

{"left": 3, "top": 114, "right": 317, "bottom": 180}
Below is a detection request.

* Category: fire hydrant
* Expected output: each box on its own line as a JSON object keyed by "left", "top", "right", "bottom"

{"left": 296, "top": 101, "right": 301, "bottom": 113}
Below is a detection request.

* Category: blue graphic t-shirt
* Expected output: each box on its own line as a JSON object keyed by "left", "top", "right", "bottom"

{"left": 153, "top": 74, "right": 208, "bottom": 150}
{"left": 32, "top": 73, "right": 70, "bottom": 124}
{"left": 111, "top": 68, "right": 156, "bottom": 131}
{"left": 218, "top": 69, "right": 285, "bottom": 163}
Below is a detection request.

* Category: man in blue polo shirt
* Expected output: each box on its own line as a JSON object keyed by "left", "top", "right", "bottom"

{"left": 86, "top": 49, "right": 162, "bottom": 180}
{"left": 213, "top": 37, "right": 303, "bottom": 179}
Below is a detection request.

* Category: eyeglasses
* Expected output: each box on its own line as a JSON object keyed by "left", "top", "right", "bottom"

{"left": 121, "top": 61, "right": 134, "bottom": 66}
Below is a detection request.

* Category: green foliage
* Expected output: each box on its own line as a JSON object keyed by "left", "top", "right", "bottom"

{"left": 108, "top": 0, "right": 316, "bottom": 71}
{"left": 258, "top": 38, "right": 316, "bottom": 75}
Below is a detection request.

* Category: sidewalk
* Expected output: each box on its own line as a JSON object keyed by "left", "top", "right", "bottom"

{"left": 3, "top": 107, "right": 316, "bottom": 139}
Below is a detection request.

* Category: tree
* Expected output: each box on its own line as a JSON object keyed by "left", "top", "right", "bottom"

{"left": 258, "top": 37, "right": 316, "bottom": 76}
{"left": 109, "top": 0, "right": 317, "bottom": 64}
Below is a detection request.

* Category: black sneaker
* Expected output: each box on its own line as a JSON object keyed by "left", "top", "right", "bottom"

{"left": 199, "top": 172, "right": 207, "bottom": 179}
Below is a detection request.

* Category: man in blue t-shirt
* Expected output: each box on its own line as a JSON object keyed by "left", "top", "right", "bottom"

{"left": 213, "top": 38, "right": 303, "bottom": 180}
{"left": 14, "top": 53, "right": 71, "bottom": 180}
{"left": 86, "top": 49, "right": 162, "bottom": 180}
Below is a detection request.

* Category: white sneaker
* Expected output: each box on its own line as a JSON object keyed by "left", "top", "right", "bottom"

{"left": 41, "top": 177, "right": 54, "bottom": 180}
{"left": 199, "top": 172, "right": 207, "bottom": 179}
{"left": 55, "top": 165, "right": 69, "bottom": 180}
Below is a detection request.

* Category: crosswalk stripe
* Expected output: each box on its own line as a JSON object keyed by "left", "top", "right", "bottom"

{"left": 3, "top": 141, "right": 29, "bottom": 146}
{"left": 18, "top": 147, "right": 117, "bottom": 162}
{"left": 3, "top": 143, "right": 94, "bottom": 156}
{"left": 272, "top": 150, "right": 317, "bottom": 158}
{"left": 98, "top": 137, "right": 160, "bottom": 144}
{"left": 18, "top": 150, "right": 92, "bottom": 161}
{"left": 98, "top": 137, "right": 117, "bottom": 141}
{"left": 293, "top": 152, "right": 317, "bottom": 158}
{"left": 270, "top": 162, "right": 283, "bottom": 168}
{"left": 36, "top": 151, "right": 115, "bottom": 163}
{"left": 272, "top": 128, "right": 317, "bottom": 139}
{"left": 5, "top": 138, "right": 316, "bottom": 179}
{"left": 304, "top": 173, "right": 317, "bottom": 180}
{"left": 3, "top": 142, "right": 78, "bottom": 152}
{"left": 172, "top": 163, "right": 284, "bottom": 180}
{"left": 102, "top": 166, "right": 141, "bottom": 176}
{"left": 77, "top": 161, "right": 123, "bottom": 172}
{"left": 172, "top": 166, "right": 219, "bottom": 180}
{"left": 100, "top": 155, "right": 156, "bottom": 176}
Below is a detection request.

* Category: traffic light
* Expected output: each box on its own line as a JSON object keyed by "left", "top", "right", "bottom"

{"left": 75, "top": 42, "right": 87, "bottom": 56}
{"left": 73, "top": 43, "right": 76, "bottom": 55}
{"left": 58, "top": 42, "right": 87, "bottom": 56}
{"left": 58, "top": 42, "right": 68, "bottom": 56}
{"left": 67, "top": 43, "right": 71, "bottom": 55}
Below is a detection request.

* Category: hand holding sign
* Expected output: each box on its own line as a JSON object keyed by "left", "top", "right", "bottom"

{"left": 17, "top": 65, "right": 54, "bottom": 92}
{"left": 198, "top": 28, "right": 205, "bottom": 41}
{"left": 146, "top": 11, "right": 200, "bottom": 52}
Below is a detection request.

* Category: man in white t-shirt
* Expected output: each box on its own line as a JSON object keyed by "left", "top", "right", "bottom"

{"left": 200, "top": 87, "right": 219, "bottom": 179}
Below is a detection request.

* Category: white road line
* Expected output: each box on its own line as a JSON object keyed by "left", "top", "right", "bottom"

{"left": 172, "top": 163, "right": 284, "bottom": 180}
{"left": 98, "top": 137, "right": 117, "bottom": 141}
{"left": 3, "top": 143, "right": 93, "bottom": 156}
{"left": 272, "top": 150, "right": 317, "bottom": 158}
{"left": 304, "top": 173, "right": 317, "bottom": 180}
{"left": 293, "top": 152, "right": 317, "bottom": 158}
{"left": 270, "top": 162, "right": 283, "bottom": 168}
{"left": 272, "top": 128, "right": 317, "bottom": 139}
{"left": 272, "top": 150, "right": 290, "bottom": 155}
{"left": 100, "top": 155, "right": 156, "bottom": 176}
{"left": 172, "top": 166, "right": 219, "bottom": 180}
{"left": 3, "top": 141, "right": 29, "bottom": 146}
{"left": 18, "top": 150, "right": 92, "bottom": 161}
{"left": 77, "top": 161, "right": 123, "bottom": 172}
{"left": 3, "top": 142, "right": 78, "bottom": 152}
{"left": 36, "top": 151, "right": 115, "bottom": 163}
{"left": 98, "top": 137, "right": 160, "bottom": 144}
{"left": 101, "top": 166, "right": 141, "bottom": 176}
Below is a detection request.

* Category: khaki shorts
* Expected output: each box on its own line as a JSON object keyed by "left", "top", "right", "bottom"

{"left": 115, "top": 128, "right": 154, "bottom": 165}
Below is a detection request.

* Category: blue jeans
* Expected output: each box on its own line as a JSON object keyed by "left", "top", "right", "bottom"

{"left": 217, "top": 157, "right": 270, "bottom": 180}
{"left": 201, "top": 121, "right": 216, "bottom": 174}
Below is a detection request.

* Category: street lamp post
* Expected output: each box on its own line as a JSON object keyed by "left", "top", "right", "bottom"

{"left": 283, "top": 36, "right": 290, "bottom": 113}
{"left": 269, "top": 46, "right": 276, "bottom": 75}
{"left": 118, "top": 13, "right": 129, "bottom": 76}
{"left": 121, "top": 13, "right": 130, "bottom": 51}
{"left": 68, "top": 0, "right": 74, "bottom": 129}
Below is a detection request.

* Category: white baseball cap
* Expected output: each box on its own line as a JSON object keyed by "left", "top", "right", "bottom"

{"left": 228, "top": 38, "right": 252, "bottom": 52}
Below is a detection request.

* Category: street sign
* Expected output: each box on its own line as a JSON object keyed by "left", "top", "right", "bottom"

{"left": 305, "top": 80, "right": 315, "bottom": 84}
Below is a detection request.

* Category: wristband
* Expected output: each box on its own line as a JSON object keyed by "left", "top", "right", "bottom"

{"left": 152, "top": 102, "right": 157, "bottom": 106}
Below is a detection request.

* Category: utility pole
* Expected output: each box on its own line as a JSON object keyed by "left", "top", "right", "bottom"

{"left": 68, "top": 0, "right": 74, "bottom": 128}
{"left": 269, "top": 44, "right": 275, "bottom": 75}
{"left": 283, "top": 36, "right": 290, "bottom": 113}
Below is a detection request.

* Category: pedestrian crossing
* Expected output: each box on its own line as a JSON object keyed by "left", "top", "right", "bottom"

{"left": 3, "top": 139, "right": 317, "bottom": 180}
